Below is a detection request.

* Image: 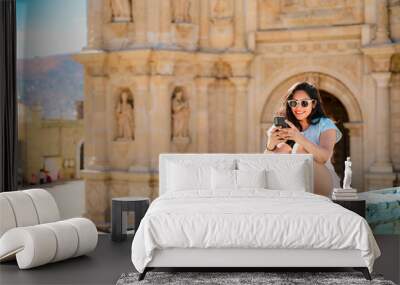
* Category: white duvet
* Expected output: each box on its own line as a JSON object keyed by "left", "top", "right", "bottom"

{"left": 131, "top": 190, "right": 380, "bottom": 273}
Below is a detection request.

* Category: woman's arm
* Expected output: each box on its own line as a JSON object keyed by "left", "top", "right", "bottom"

{"left": 281, "top": 120, "right": 336, "bottom": 164}
{"left": 296, "top": 129, "right": 336, "bottom": 163}
{"left": 264, "top": 142, "right": 292, "bottom": 154}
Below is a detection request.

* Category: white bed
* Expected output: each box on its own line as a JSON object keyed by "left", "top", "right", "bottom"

{"left": 131, "top": 154, "right": 380, "bottom": 280}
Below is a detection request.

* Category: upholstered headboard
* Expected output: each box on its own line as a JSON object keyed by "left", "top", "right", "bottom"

{"left": 159, "top": 154, "right": 314, "bottom": 196}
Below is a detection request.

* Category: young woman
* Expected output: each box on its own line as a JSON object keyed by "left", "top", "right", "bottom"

{"left": 265, "top": 81, "right": 342, "bottom": 196}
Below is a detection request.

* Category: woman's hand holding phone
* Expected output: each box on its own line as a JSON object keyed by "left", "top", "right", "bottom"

{"left": 278, "top": 120, "right": 303, "bottom": 143}
{"left": 267, "top": 126, "right": 287, "bottom": 150}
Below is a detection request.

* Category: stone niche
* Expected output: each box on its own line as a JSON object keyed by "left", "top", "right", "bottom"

{"left": 171, "top": 0, "right": 199, "bottom": 50}
{"left": 103, "top": 0, "right": 135, "bottom": 50}
{"left": 107, "top": 76, "right": 138, "bottom": 171}
{"left": 209, "top": 0, "right": 235, "bottom": 49}
{"left": 172, "top": 23, "right": 199, "bottom": 50}
{"left": 258, "top": 0, "right": 364, "bottom": 30}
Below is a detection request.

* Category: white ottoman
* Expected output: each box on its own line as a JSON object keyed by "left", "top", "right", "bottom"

{"left": 0, "top": 189, "right": 98, "bottom": 269}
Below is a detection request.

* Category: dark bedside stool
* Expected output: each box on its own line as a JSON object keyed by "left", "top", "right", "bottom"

{"left": 111, "top": 197, "right": 150, "bottom": 241}
{"left": 332, "top": 199, "right": 366, "bottom": 218}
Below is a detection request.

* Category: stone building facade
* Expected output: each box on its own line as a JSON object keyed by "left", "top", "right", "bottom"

{"left": 17, "top": 102, "right": 84, "bottom": 185}
{"left": 74, "top": 0, "right": 400, "bottom": 226}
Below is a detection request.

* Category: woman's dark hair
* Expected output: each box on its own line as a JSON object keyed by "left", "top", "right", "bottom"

{"left": 277, "top": 81, "right": 327, "bottom": 131}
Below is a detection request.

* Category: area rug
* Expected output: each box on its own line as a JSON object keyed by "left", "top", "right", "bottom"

{"left": 116, "top": 271, "right": 396, "bottom": 285}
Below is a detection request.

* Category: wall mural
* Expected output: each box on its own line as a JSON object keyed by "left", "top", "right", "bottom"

{"left": 16, "top": 0, "right": 86, "bottom": 185}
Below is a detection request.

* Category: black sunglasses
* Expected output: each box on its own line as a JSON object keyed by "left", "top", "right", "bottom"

{"left": 287, "top": 99, "right": 315, "bottom": 108}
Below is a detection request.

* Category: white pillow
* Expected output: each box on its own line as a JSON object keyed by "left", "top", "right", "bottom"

{"left": 167, "top": 162, "right": 210, "bottom": 191}
{"left": 236, "top": 169, "right": 267, "bottom": 188}
{"left": 238, "top": 158, "right": 308, "bottom": 191}
{"left": 211, "top": 169, "right": 268, "bottom": 190}
{"left": 211, "top": 168, "right": 236, "bottom": 190}
{"left": 267, "top": 165, "right": 307, "bottom": 191}
{"left": 166, "top": 159, "right": 236, "bottom": 191}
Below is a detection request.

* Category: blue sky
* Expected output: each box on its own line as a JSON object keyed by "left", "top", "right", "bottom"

{"left": 17, "top": 0, "right": 87, "bottom": 59}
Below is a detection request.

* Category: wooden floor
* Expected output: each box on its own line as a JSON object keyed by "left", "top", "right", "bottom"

{"left": 0, "top": 234, "right": 398, "bottom": 285}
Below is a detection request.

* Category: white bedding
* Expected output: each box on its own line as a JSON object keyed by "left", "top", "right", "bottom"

{"left": 131, "top": 190, "right": 380, "bottom": 273}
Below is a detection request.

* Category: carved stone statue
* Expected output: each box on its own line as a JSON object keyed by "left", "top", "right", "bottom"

{"left": 172, "top": 0, "right": 191, "bottom": 23}
{"left": 211, "top": 0, "right": 233, "bottom": 19}
{"left": 171, "top": 87, "right": 190, "bottom": 138}
{"left": 343, "top": 157, "right": 352, "bottom": 189}
{"left": 111, "top": 0, "right": 132, "bottom": 22}
{"left": 115, "top": 89, "right": 135, "bottom": 141}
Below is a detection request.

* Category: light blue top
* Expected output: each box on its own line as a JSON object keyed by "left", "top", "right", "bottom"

{"left": 301, "top": 117, "right": 342, "bottom": 145}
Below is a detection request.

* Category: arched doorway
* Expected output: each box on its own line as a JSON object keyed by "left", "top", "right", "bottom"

{"left": 320, "top": 91, "right": 350, "bottom": 185}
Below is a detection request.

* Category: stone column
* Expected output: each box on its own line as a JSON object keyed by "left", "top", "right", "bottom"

{"left": 195, "top": 77, "right": 210, "bottom": 152}
{"left": 370, "top": 72, "right": 392, "bottom": 172}
{"left": 83, "top": 75, "right": 109, "bottom": 228}
{"left": 88, "top": 76, "right": 109, "bottom": 170}
{"left": 389, "top": 0, "right": 400, "bottom": 41}
{"left": 147, "top": 0, "right": 160, "bottom": 45}
{"left": 343, "top": 122, "right": 364, "bottom": 191}
{"left": 390, "top": 73, "right": 400, "bottom": 171}
{"left": 149, "top": 76, "right": 173, "bottom": 169}
{"left": 199, "top": 0, "right": 209, "bottom": 49}
{"left": 362, "top": 42, "right": 396, "bottom": 188}
{"left": 366, "top": 71, "right": 396, "bottom": 189}
{"left": 232, "top": 77, "right": 249, "bottom": 152}
{"left": 86, "top": 0, "right": 103, "bottom": 49}
{"left": 244, "top": 0, "right": 257, "bottom": 51}
{"left": 135, "top": 0, "right": 147, "bottom": 46}
{"left": 130, "top": 76, "right": 150, "bottom": 171}
{"left": 159, "top": 0, "right": 172, "bottom": 45}
{"left": 373, "top": 0, "right": 392, "bottom": 44}
{"left": 233, "top": 0, "right": 245, "bottom": 50}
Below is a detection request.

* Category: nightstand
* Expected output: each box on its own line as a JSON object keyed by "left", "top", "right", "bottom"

{"left": 332, "top": 199, "right": 366, "bottom": 218}
{"left": 111, "top": 197, "right": 150, "bottom": 241}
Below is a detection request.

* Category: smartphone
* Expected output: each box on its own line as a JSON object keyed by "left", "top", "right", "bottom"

{"left": 273, "top": 116, "right": 289, "bottom": 128}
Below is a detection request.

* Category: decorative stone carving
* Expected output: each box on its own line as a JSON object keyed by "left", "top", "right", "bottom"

{"left": 213, "top": 58, "right": 233, "bottom": 79}
{"left": 171, "top": 87, "right": 190, "bottom": 139}
{"left": 110, "top": 0, "right": 132, "bottom": 22}
{"left": 209, "top": 0, "right": 234, "bottom": 49}
{"left": 258, "top": 0, "right": 363, "bottom": 29}
{"left": 172, "top": 0, "right": 191, "bottom": 23}
{"left": 115, "top": 89, "right": 135, "bottom": 141}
